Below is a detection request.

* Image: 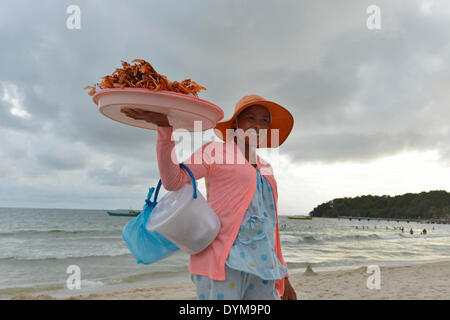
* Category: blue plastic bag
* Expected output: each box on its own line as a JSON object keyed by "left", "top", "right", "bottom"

{"left": 122, "top": 179, "right": 180, "bottom": 264}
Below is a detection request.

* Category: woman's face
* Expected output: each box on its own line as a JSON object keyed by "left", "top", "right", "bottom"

{"left": 234, "top": 105, "right": 271, "bottom": 146}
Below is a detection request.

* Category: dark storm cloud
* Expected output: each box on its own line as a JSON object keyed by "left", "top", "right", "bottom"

{"left": 270, "top": 3, "right": 450, "bottom": 165}
{"left": 2, "top": 0, "right": 447, "bottom": 165}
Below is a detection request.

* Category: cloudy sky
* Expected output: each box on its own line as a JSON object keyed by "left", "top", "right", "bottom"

{"left": 1, "top": 0, "right": 449, "bottom": 214}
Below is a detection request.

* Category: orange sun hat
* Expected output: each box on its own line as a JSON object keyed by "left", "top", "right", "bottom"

{"left": 213, "top": 94, "right": 294, "bottom": 148}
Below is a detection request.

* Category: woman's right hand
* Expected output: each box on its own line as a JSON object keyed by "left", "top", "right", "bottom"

{"left": 120, "top": 107, "right": 171, "bottom": 127}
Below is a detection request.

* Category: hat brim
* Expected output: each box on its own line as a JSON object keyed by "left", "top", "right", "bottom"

{"left": 214, "top": 100, "right": 294, "bottom": 148}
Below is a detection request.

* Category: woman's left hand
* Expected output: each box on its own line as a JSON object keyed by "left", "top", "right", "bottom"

{"left": 281, "top": 277, "right": 297, "bottom": 300}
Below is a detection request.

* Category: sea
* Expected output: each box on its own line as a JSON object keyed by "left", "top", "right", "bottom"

{"left": 1, "top": 207, "right": 449, "bottom": 300}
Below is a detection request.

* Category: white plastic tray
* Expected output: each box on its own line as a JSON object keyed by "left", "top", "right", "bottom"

{"left": 93, "top": 88, "right": 224, "bottom": 131}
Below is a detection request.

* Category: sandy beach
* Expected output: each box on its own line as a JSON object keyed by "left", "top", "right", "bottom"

{"left": 10, "top": 261, "right": 449, "bottom": 300}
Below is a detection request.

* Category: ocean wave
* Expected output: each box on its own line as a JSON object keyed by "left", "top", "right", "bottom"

{"left": 0, "top": 229, "right": 121, "bottom": 237}
{"left": 281, "top": 233, "right": 375, "bottom": 244}
{"left": 0, "top": 252, "right": 132, "bottom": 262}
{"left": 80, "top": 279, "right": 106, "bottom": 288}
{"left": 281, "top": 232, "right": 450, "bottom": 245}
{"left": 120, "top": 270, "right": 188, "bottom": 284}
{"left": 0, "top": 279, "right": 109, "bottom": 299}
{"left": 377, "top": 234, "right": 402, "bottom": 240}
{"left": 378, "top": 233, "right": 450, "bottom": 240}
{"left": 281, "top": 235, "right": 318, "bottom": 244}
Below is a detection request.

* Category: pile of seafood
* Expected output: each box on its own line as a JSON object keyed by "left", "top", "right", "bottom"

{"left": 84, "top": 59, "right": 206, "bottom": 97}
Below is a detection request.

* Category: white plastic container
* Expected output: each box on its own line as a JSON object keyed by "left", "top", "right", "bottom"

{"left": 146, "top": 182, "right": 221, "bottom": 255}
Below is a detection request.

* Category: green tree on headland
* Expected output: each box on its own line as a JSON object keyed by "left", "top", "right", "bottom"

{"left": 309, "top": 190, "right": 450, "bottom": 220}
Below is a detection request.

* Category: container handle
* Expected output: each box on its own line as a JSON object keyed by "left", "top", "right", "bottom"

{"left": 180, "top": 163, "right": 198, "bottom": 199}
{"left": 152, "top": 163, "right": 198, "bottom": 203}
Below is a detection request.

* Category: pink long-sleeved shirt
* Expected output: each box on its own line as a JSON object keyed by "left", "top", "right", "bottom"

{"left": 156, "top": 126, "right": 289, "bottom": 296}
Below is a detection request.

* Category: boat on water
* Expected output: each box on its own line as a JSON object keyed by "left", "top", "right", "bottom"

{"left": 107, "top": 210, "right": 141, "bottom": 217}
{"left": 287, "top": 216, "right": 312, "bottom": 220}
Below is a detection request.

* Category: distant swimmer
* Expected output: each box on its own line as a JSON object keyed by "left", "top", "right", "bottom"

{"left": 421, "top": 228, "right": 427, "bottom": 235}
{"left": 410, "top": 228, "right": 413, "bottom": 235}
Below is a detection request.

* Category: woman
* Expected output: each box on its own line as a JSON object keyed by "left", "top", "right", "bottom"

{"left": 121, "top": 94, "right": 296, "bottom": 300}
